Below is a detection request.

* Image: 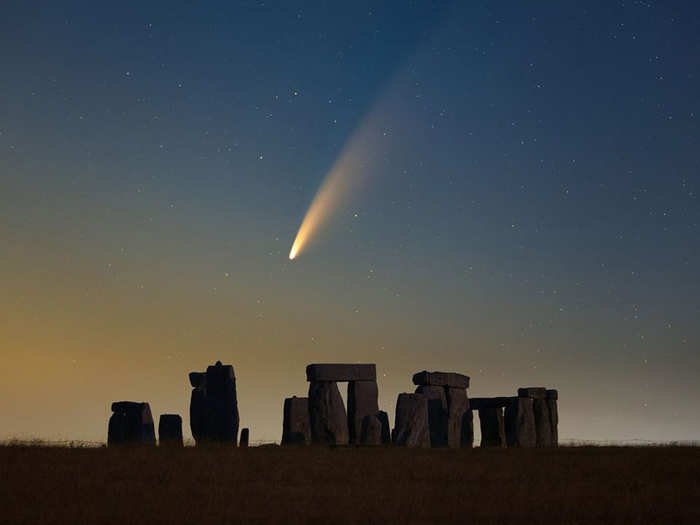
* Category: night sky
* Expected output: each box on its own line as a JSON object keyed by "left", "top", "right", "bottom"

{"left": 2, "top": 1, "right": 699, "bottom": 444}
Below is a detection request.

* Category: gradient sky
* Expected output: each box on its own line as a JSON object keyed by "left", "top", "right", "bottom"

{"left": 1, "top": 1, "right": 699, "bottom": 444}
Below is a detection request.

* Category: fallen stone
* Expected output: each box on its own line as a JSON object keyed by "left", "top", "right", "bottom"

{"left": 533, "top": 398, "right": 553, "bottom": 447}
{"left": 505, "top": 397, "right": 536, "bottom": 448}
{"left": 412, "top": 371, "right": 469, "bottom": 389}
{"left": 158, "top": 414, "right": 183, "bottom": 447}
{"left": 376, "top": 410, "right": 391, "bottom": 444}
{"left": 446, "top": 387, "right": 469, "bottom": 449}
{"left": 393, "top": 393, "right": 430, "bottom": 448}
{"left": 108, "top": 401, "right": 156, "bottom": 446}
{"left": 478, "top": 407, "right": 506, "bottom": 447}
{"left": 416, "top": 385, "right": 448, "bottom": 447}
{"left": 517, "top": 387, "right": 547, "bottom": 399}
{"left": 468, "top": 397, "right": 514, "bottom": 410}
{"left": 347, "top": 380, "right": 379, "bottom": 444}
{"left": 239, "top": 428, "right": 249, "bottom": 448}
{"left": 305, "top": 364, "right": 376, "bottom": 382}
{"left": 282, "top": 396, "right": 311, "bottom": 446}
{"left": 360, "top": 414, "right": 382, "bottom": 446}
{"left": 308, "top": 381, "right": 349, "bottom": 445}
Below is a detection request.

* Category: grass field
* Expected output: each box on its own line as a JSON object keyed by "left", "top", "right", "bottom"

{"left": 1, "top": 444, "right": 698, "bottom": 524}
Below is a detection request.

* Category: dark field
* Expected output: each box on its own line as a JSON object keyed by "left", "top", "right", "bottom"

{"left": 1, "top": 444, "right": 699, "bottom": 524}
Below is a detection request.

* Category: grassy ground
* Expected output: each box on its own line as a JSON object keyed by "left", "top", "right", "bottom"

{"left": 0, "top": 444, "right": 698, "bottom": 524}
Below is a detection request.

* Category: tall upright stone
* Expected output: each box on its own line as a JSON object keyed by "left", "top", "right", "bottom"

{"left": 108, "top": 402, "right": 156, "bottom": 446}
{"left": 505, "top": 396, "right": 536, "bottom": 448}
{"left": 360, "top": 414, "right": 382, "bottom": 446}
{"left": 461, "top": 404, "right": 474, "bottom": 448}
{"left": 158, "top": 414, "right": 183, "bottom": 447}
{"left": 533, "top": 398, "right": 552, "bottom": 447}
{"left": 188, "top": 361, "right": 239, "bottom": 445}
{"left": 546, "top": 389, "right": 559, "bottom": 447}
{"left": 393, "top": 393, "right": 430, "bottom": 448}
{"left": 347, "top": 380, "right": 379, "bottom": 444}
{"left": 478, "top": 407, "right": 506, "bottom": 448}
{"left": 239, "top": 428, "right": 249, "bottom": 448}
{"left": 445, "top": 387, "right": 469, "bottom": 449}
{"left": 415, "top": 385, "right": 448, "bottom": 447}
{"left": 282, "top": 396, "right": 311, "bottom": 445}
{"left": 308, "top": 381, "right": 349, "bottom": 445}
{"left": 377, "top": 410, "right": 391, "bottom": 445}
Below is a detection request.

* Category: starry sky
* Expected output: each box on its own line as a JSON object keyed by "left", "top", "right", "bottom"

{"left": 1, "top": 1, "right": 699, "bottom": 444}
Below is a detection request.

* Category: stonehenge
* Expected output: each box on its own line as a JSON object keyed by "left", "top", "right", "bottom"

{"left": 189, "top": 361, "right": 240, "bottom": 445}
{"left": 308, "top": 380, "right": 349, "bottom": 445}
{"left": 282, "top": 396, "right": 311, "bottom": 445}
{"left": 158, "top": 414, "right": 183, "bottom": 447}
{"left": 108, "top": 401, "right": 156, "bottom": 446}
{"left": 393, "top": 393, "right": 430, "bottom": 447}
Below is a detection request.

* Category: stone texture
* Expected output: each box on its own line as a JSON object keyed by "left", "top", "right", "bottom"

{"left": 534, "top": 398, "right": 553, "bottom": 447}
{"left": 108, "top": 401, "right": 156, "bottom": 446}
{"left": 239, "top": 428, "right": 249, "bottom": 448}
{"left": 445, "top": 387, "right": 469, "bottom": 449}
{"left": 347, "top": 380, "right": 379, "bottom": 444}
{"left": 360, "top": 414, "right": 382, "bottom": 446}
{"left": 415, "top": 385, "right": 448, "bottom": 447}
{"left": 376, "top": 410, "right": 391, "bottom": 445}
{"left": 282, "top": 396, "right": 311, "bottom": 446}
{"left": 189, "top": 361, "right": 239, "bottom": 445}
{"left": 306, "top": 364, "right": 376, "bottom": 382}
{"left": 469, "top": 397, "right": 515, "bottom": 410}
{"left": 412, "top": 371, "right": 469, "bottom": 389}
{"left": 547, "top": 397, "right": 559, "bottom": 447}
{"left": 517, "top": 387, "right": 547, "bottom": 399}
{"left": 461, "top": 407, "right": 474, "bottom": 448}
{"left": 546, "top": 389, "right": 558, "bottom": 400}
{"left": 505, "top": 397, "right": 536, "bottom": 448}
{"left": 158, "top": 414, "right": 183, "bottom": 447}
{"left": 393, "top": 393, "right": 430, "bottom": 448}
{"left": 308, "top": 381, "right": 349, "bottom": 445}
{"left": 478, "top": 407, "right": 506, "bottom": 448}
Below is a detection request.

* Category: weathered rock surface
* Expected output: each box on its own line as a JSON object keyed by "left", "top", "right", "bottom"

{"left": 547, "top": 396, "right": 559, "bottom": 447}
{"left": 108, "top": 401, "right": 156, "bottom": 446}
{"left": 415, "top": 385, "right": 448, "bottom": 447}
{"left": 347, "top": 380, "right": 379, "bottom": 444}
{"left": 189, "top": 361, "right": 240, "bottom": 445}
{"left": 239, "top": 428, "right": 249, "bottom": 448}
{"left": 517, "top": 387, "right": 547, "bottom": 399}
{"left": 412, "top": 371, "right": 470, "bottom": 389}
{"left": 533, "top": 398, "right": 553, "bottom": 447}
{"left": 158, "top": 414, "right": 183, "bottom": 447}
{"left": 360, "top": 414, "right": 382, "bottom": 446}
{"left": 282, "top": 396, "right": 311, "bottom": 446}
{"left": 376, "top": 410, "right": 391, "bottom": 445}
{"left": 393, "top": 393, "right": 430, "bottom": 448}
{"left": 478, "top": 407, "right": 506, "bottom": 447}
{"left": 446, "top": 387, "right": 469, "bottom": 448}
{"left": 308, "top": 381, "right": 349, "bottom": 445}
{"left": 505, "top": 397, "right": 536, "bottom": 448}
{"left": 306, "top": 364, "right": 376, "bottom": 382}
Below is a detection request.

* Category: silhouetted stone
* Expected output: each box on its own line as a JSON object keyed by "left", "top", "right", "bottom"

{"left": 360, "top": 414, "right": 382, "bottom": 446}
{"left": 478, "top": 407, "right": 506, "bottom": 447}
{"left": 305, "top": 364, "right": 376, "bottom": 382}
{"left": 347, "top": 380, "right": 379, "bottom": 444}
{"left": 547, "top": 390, "right": 559, "bottom": 447}
{"left": 239, "top": 428, "right": 249, "bottom": 448}
{"left": 282, "top": 396, "right": 311, "bottom": 446}
{"left": 461, "top": 407, "right": 474, "bottom": 448}
{"left": 393, "top": 393, "right": 430, "bottom": 448}
{"left": 108, "top": 401, "right": 156, "bottom": 446}
{"left": 412, "top": 371, "right": 470, "bottom": 389}
{"left": 377, "top": 410, "right": 391, "bottom": 445}
{"left": 158, "top": 414, "right": 183, "bottom": 447}
{"left": 188, "top": 361, "right": 239, "bottom": 445}
{"left": 309, "top": 381, "right": 349, "bottom": 445}
{"left": 546, "top": 389, "right": 558, "bottom": 400}
{"left": 446, "top": 387, "right": 469, "bottom": 449}
{"left": 505, "top": 397, "right": 536, "bottom": 448}
{"left": 469, "top": 397, "right": 514, "bottom": 410}
{"left": 517, "top": 387, "right": 547, "bottom": 399}
{"left": 415, "top": 385, "right": 448, "bottom": 447}
{"left": 534, "top": 398, "right": 552, "bottom": 447}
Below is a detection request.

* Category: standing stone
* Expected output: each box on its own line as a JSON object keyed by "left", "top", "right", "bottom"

{"left": 282, "top": 396, "right": 311, "bottom": 445}
{"left": 239, "top": 428, "right": 249, "bottom": 448}
{"left": 445, "top": 387, "right": 469, "bottom": 449}
{"left": 308, "top": 381, "right": 349, "bottom": 445}
{"left": 158, "top": 414, "right": 183, "bottom": 447}
{"left": 415, "top": 385, "right": 448, "bottom": 447}
{"left": 188, "top": 361, "right": 239, "bottom": 445}
{"left": 347, "top": 380, "right": 379, "bottom": 444}
{"left": 533, "top": 398, "right": 552, "bottom": 447}
{"left": 393, "top": 393, "right": 430, "bottom": 448}
{"left": 108, "top": 402, "right": 156, "bottom": 446}
{"left": 546, "top": 389, "right": 559, "bottom": 447}
{"left": 376, "top": 410, "right": 391, "bottom": 445}
{"left": 360, "top": 414, "right": 382, "bottom": 446}
{"left": 189, "top": 387, "right": 207, "bottom": 443}
{"left": 461, "top": 406, "right": 474, "bottom": 448}
{"left": 478, "top": 407, "right": 506, "bottom": 448}
{"left": 505, "top": 397, "right": 536, "bottom": 448}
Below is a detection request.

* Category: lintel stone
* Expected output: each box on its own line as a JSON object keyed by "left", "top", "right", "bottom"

{"left": 412, "top": 371, "right": 469, "bottom": 389}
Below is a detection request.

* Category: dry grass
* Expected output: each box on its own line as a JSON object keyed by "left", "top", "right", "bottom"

{"left": 0, "top": 444, "right": 698, "bottom": 524}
